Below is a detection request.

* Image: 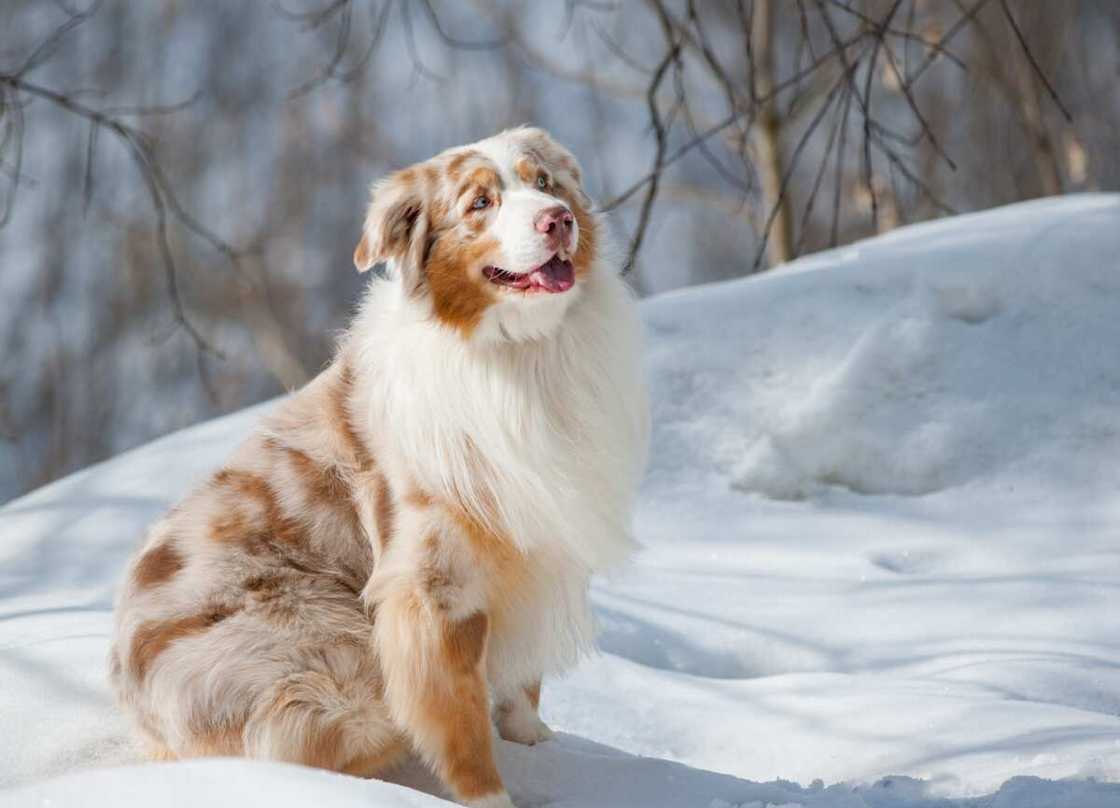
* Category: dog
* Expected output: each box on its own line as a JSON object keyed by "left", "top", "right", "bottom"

{"left": 109, "top": 126, "right": 649, "bottom": 808}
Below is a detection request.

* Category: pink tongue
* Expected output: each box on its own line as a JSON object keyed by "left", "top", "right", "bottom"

{"left": 529, "top": 258, "right": 575, "bottom": 292}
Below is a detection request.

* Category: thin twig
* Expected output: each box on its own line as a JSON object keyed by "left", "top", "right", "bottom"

{"left": 0, "top": 74, "right": 224, "bottom": 356}
{"left": 998, "top": 0, "right": 1073, "bottom": 122}
{"left": 903, "top": 0, "right": 992, "bottom": 92}
{"left": 824, "top": 0, "right": 968, "bottom": 73}
{"left": 752, "top": 56, "right": 855, "bottom": 271}
{"left": 601, "top": 28, "right": 866, "bottom": 212}
{"left": 621, "top": 1, "right": 679, "bottom": 276}
{"left": 417, "top": 0, "right": 508, "bottom": 50}
{"left": 859, "top": 0, "right": 905, "bottom": 232}
{"left": 881, "top": 40, "right": 957, "bottom": 171}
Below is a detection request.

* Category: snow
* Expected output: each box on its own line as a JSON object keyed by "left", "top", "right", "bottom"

{"left": 3, "top": 194, "right": 1120, "bottom": 807}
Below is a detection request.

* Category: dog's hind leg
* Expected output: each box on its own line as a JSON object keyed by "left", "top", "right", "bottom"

{"left": 243, "top": 669, "right": 404, "bottom": 776}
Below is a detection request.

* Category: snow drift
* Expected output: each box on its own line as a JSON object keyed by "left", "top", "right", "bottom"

{"left": 3, "top": 195, "right": 1120, "bottom": 807}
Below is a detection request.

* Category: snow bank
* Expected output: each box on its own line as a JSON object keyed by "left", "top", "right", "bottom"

{"left": 644, "top": 194, "right": 1120, "bottom": 503}
{"left": 5, "top": 756, "right": 1120, "bottom": 808}
{"left": 3, "top": 195, "right": 1120, "bottom": 806}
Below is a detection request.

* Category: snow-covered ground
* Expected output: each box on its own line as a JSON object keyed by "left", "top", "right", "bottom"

{"left": 3, "top": 195, "right": 1120, "bottom": 807}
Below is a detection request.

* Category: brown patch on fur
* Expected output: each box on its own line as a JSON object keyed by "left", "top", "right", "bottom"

{"left": 429, "top": 197, "right": 450, "bottom": 230}
{"left": 304, "top": 724, "right": 347, "bottom": 770}
{"left": 332, "top": 364, "right": 374, "bottom": 471}
{"left": 208, "top": 506, "right": 254, "bottom": 546}
{"left": 374, "top": 471, "right": 396, "bottom": 551}
{"left": 438, "top": 680, "right": 503, "bottom": 800}
{"left": 518, "top": 129, "right": 586, "bottom": 207}
{"left": 409, "top": 453, "right": 524, "bottom": 585}
{"left": 443, "top": 447, "right": 524, "bottom": 576}
{"left": 443, "top": 612, "right": 488, "bottom": 673}
{"left": 262, "top": 678, "right": 348, "bottom": 769}
{"left": 424, "top": 233, "right": 499, "bottom": 336}
{"left": 129, "top": 605, "right": 239, "bottom": 680}
{"left": 241, "top": 572, "right": 300, "bottom": 623}
{"left": 525, "top": 679, "right": 541, "bottom": 710}
{"left": 211, "top": 468, "right": 274, "bottom": 509}
{"left": 208, "top": 469, "right": 305, "bottom": 549}
{"left": 404, "top": 488, "right": 434, "bottom": 509}
{"left": 375, "top": 571, "right": 505, "bottom": 800}
{"left": 243, "top": 573, "right": 284, "bottom": 595}
{"left": 446, "top": 150, "right": 480, "bottom": 182}
{"left": 185, "top": 724, "right": 245, "bottom": 757}
{"left": 452, "top": 504, "right": 519, "bottom": 567}
{"left": 259, "top": 671, "right": 394, "bottom": 771}
{"left": 461, "top": 210, "right": 489, "bottom": 237}
{"left": 456, "top": 167, "right": 501, "bottom": 203}
{"left": 515, "top": 156, "right": 539, "bottom": 185}
{"left": 279, "top": 444, "right": 351, "bottom": 506}
{"left": 421, "top": 164, "right": 440, "bottom": 189}
{"left": 418, "top": 533, "right": 456, "bottom": 611}
{"left": 569, "top": 194, "right": 599, "bottom": 279}
{"left": 271, "top": 439, "right": 365, "bottom": 555}
{"left": 340, "top": 740, "right": 407, "bottom": 777}
{"left": 430, "top": 612, "right": 503, "bottom": 801}
{"left": 133, "top": 540, "right": 184, "bottom": 590}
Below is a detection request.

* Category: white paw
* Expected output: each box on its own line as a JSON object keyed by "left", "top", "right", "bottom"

{"left": 465, "top": 791, "right": 517, "bottom": 808}
{"left": 496, "top": 708, "right": 554, "bottom": 746}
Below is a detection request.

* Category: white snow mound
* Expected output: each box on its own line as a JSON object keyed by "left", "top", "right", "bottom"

{"left": 643, "top": 194, "right": 1120, "bottom": 501}
{"left": 3, "top": 195, "right": 1120, "bottom": 807}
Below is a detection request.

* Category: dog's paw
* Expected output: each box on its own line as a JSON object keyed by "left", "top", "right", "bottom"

{"left": 465, "top": 791, "right": 517, "bottom": 808}
{"left": 496, "top": 708, "right": 555, "bottom": 746}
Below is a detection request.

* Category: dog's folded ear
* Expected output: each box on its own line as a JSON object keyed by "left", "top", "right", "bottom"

{"left": 354, "top": 170, "right": 431, "bottom": 285}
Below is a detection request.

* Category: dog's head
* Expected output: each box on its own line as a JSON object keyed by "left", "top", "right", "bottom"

{"left": 354, "top": 127, "right": 598, "bottom": 341}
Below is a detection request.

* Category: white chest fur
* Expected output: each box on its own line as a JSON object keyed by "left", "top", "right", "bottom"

{"left": 355, "top": 264, "right": 648, "bottom": 569}
{"left": 352, "top": 263, "right": 649, "bottom": 686}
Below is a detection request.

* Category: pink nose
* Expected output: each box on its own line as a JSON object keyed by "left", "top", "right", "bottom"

{"left": 534, "top": 205, "right": 574, "bottom": 250}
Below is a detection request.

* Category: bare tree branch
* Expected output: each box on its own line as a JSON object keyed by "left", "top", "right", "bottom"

{"left": 621, "top": 0, "right": 679, "bottom": 277}
{"left": 600, "top": 27, "right": 867, "bottom": 213}
{"left": 903, "top": 0, "right": 992, "bottom": 92}
{"left": 752, "top": 53, "right": 856, "bottom": 271}
{"left": 0, "top": 73, "right": 224, "bottom": 357}
{"left": 417, "top": 0, "right": 507, "bottom": 50}
{"left": 13, "top": 0, "right": 105, "bottom": 79}
{"left": 998, "top": 0, "right": 1073, "bottom": 123}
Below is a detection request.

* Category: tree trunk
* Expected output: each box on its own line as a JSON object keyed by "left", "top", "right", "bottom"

{"left": 751, "top": 0, "right": 793, "bottom": 268}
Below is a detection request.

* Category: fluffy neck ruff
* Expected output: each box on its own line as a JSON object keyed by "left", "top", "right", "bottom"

{"left": 352, "top": 263, "right": 648, "bottom": 573}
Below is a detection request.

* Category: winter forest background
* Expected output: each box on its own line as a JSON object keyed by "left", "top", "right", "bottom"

{"left": 2, "top": 0, "right": 1117, "bottom": 503}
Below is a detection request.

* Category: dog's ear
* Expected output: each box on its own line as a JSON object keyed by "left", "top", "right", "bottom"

{"left": 354, "top": 169, "right": 431, "bottom": 286}
{"left": 548, "top": 140, "right": 591, "bottom": 209}
{"left": 561, "top": 155, "right": 592, "bottom": 210}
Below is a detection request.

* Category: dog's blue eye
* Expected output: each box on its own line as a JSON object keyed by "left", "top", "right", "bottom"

{"left": 471, "top": 195, "right": 490, "bottom": 210}
{"left": 536, "top": 175, "right": 548, "bottom": 190}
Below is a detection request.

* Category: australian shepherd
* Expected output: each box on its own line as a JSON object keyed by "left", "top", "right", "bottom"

{"left": 110, "top": 127, "right": 649, "bottom": 808}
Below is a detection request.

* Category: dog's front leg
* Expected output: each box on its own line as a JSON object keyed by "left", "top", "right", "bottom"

{"left": 367, "top": 503, "right": 513, "bottom": 808}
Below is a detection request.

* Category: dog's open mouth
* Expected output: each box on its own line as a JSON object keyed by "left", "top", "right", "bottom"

{"left": 483, "top": 255, "right": 575, "bottom": 294}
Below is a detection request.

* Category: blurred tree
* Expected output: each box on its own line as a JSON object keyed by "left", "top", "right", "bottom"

{"left": 0, "top": 0, "right": 1103, "bottom": 501}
